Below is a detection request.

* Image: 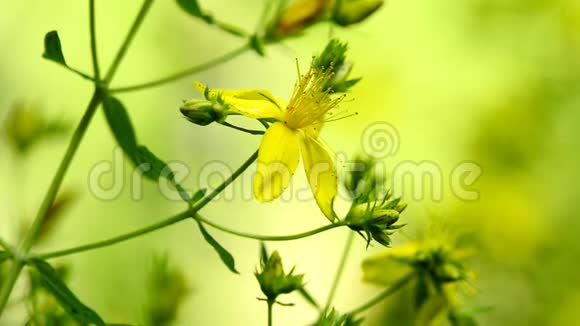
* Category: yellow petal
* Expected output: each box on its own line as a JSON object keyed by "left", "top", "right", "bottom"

{"left": 194, "top": 82, "right": 286, "bottom": 120}
{"left": 254, "top": 122, "right": 300, "bottom": 202}
{"left": 299, "top": 133, "right": 337, "bottom": 221}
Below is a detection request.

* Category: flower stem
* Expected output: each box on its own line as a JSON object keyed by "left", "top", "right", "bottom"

{"left": 29, "top": 150, "right": 259, "bottom": 260}
{"left": 109, "top": 44, "right": 249, "bottom": 93}
{"left": 324, "top": 231, "right": 355, "bottom": 310}
{"left": 195, "top": 214, "right": 347, "bottom": 241}
{"left": 104, "top": 0, "right": 154, "bottom": 84}
{"left": 0, "top": 0, "right": 154, "bottom": 316}
{"left": 347, "top": 273, "right": 414, "bottom": 316}
{"left": 0, "top": 89, "right": 103, "bottom": 315}
{"left": 267, "top": 300, "right": 274, "bottom": 326}
{"left": 89, "top": 0, "right": 100, "bottom": 80}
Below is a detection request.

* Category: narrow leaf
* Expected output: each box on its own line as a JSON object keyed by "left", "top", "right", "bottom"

{"left": 102, "top": 97, "right": 138, "bottom": 159}
{"left": 189, "top": 188, "right": 206, "bottom": 205}
{"left": 197, "top": 222, "right": 239, "bottom": 274}
{"left": 298, "top": 288, "right": 320, "bottom": 309}
{"left": 175, "top": 0, "right": 204, "bottom": 17}
{"left": 30, "top": 259, "right": 105, "bottom": 326}
{"left": 135, "top": 146, "right": 171, "bottom": 181}
{"left": 43, "top": 31, "right": 67, "bottom": 65}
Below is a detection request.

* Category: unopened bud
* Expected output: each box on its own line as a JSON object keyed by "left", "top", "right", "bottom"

{"left": 332, "top": 0, "right": 384, "bottom": 26}
{"left": 272, "top": 0, "right": 333, "bottom": 37}
{"left": 179, "top": 100, "right": 225, "bottom": 126}
{"left": 372, "top": 209, "right": 399, "bottom": 225}
{"left": 394, "top": 201, "right": 408, "bottom": 213}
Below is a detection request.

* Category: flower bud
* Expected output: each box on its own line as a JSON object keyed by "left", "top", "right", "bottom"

{"left": 179, "top": 99, "right": 225, "bottom": 126}
{"left": 395, "top": 201, "right": 408, "bottom": 213}
{"left": 255, "top": 251, "right": 304, "bottom": 301}
{"left": 332, "top": 0, "right": 384, "bottom": 26}
{"left": 372, "top": 209, "right": 399, "bottom": 225}
{"left": 270, "top": 0, "right": 333, "bottom": 38}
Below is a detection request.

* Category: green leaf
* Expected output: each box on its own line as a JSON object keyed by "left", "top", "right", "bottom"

{"left": 197, "top": 222, "right": 239, "bottom": 274}
{"left": 298, "top": 288, "right": 320, "bottom": 309}
{"left": 102, "top": 97, "right": 138, "bottom": 160}
{"left": 29, "top": 259, "right": 105, "bottom": 326}
{"left": 43, "top": 31, "right": 67, "bottom": 65}
{"left": 175, "top": 0, "right": 206, "bottom": 19}
{"left": 135, "top": 146, "right": 171, "bottom": 181}
{"left": 190, "top": 188, "right": 206, "bottom": 205}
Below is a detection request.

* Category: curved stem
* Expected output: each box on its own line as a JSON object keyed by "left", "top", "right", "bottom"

{"left": 29, "top": 150, "right": 259, "bottom": 261}
{"left": 109, "top": 44, "right": 249, "bottom": 93}
{"left": 195, "top": 214, "right": 347, "bottom": 241}
{"left": 325, "top": 231, "right": 354, "bottom": 310}
{"left": 89, "top": 0, "right": 100, "bottom": 80}
{"left": 347, "top": 273, "right": 414, "bottom": 316}
{"left": 104, "top": 0, "right": 154, "bottom": 84}
{"left": 0, "top": 89, "right": 103, "bottom": 315}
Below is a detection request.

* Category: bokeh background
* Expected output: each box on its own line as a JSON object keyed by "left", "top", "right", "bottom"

{"left": 1, "top": 0, "right": 579, "bottom": 325}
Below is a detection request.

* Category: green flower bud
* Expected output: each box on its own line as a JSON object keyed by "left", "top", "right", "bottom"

{"left": 179, "top": 99, "right": 225, "bottom": 126}
{"left": 255, "top": 251, "right": 304, "bottom": 301}
{"left": 314, "top": 39, "right": 360, "bottom": 93}
{"left": 372, "top": 209, "right": 399, "bottom": 225}
{"left": 332, "top": 0, "right": 384, "bottom": 26}
{"left": 395, "top": 201, "right": 408, "bottom": 213}
{"left": 269, "top": 0, "right": 333, "bottom": 38}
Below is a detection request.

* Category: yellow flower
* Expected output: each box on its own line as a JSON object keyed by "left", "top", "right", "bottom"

{"left": 193, "top": 65, "right": 345, "bottom": 221}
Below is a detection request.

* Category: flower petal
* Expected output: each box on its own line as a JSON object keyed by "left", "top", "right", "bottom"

{"left": 299, "top": 133, "right": 338, "bottom": 221}
{"left": 194, "top": 82, "right": 286, "bottom": 120}
{"left": 254, "top": 122, "right": 300, "bottom": 202}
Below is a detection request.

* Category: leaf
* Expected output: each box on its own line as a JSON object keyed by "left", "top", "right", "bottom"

{"left": 30, "top": 259, "right": 105, "bottom": 326}
{"left": 175, "top": 0, "right": 206, "bottom": 19}
{"left": 298, "top": 288, "right": 320, "bottom": 309}
{"left": 102, "top": 97, "right": 138, "bottom": 160}
{"left": 190, "top": 188, "right": 206, "bottom": 205}
{"left": 43, "top": 31, "right": 67, "bottom": 65}
{"left": 134, "top": 146, "right": 171, "bottom": 181}
{"left": 197, "top": 222, "right": 239, "bottom": 274}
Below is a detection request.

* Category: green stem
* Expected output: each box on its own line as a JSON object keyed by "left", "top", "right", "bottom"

{"left": 29, "top": 150, "right": 259, "bottom": 260}
{"left": 89, "top": 0, "right": 100, "bottom": 80}
{"left": 64, "top": 66, "right": 96, "bottom": 81}
{"left": 104, "top": 0, "right": 154, "bottom": 84}
{"left": 0, "top": 89, "right": 103, "bottom": 315}
{"left": 325, "top": 231, "right": 355, "bottom": 310}
{"left": 109, "top": 44, "right": 249, "bottom": 93}
{"left": 221, "top": 122, "right": 265, "bottom": 135}
{"left": 267, "top": 300, "right": 274, "bottom": 326}
{"left": 347, "top": 273, "right": 414, "bottom": 316}
{"left": 196, "top": 214, "right": 346, "bottom": 241}
{"left": 0, "top": 1, "right": 154, "bottom": 315}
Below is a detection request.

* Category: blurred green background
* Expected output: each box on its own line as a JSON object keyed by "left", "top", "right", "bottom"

{"left": 1, "top": 0, "right": 579, "bottom": 325}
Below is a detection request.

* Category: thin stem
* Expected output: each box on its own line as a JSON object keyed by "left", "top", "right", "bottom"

{"left": 196, "top": 214, "right": 347, "bottom": 241}
{"left": 347, "top": 273, "right": 414, "bottom": 316}
{"left": 104, "top": 0, "right": 154, "bottom": 84}
{"left": 221, "top": 122, "right": 265, "bottom": 135}
{"left": 89, "top": 0, "right": 100, "bottom": 79}
{"left": 267, "top": 300, "right": 274, "bottom": 326}
{"left": 0, "top": 90, "right": 103, "bottom": 315}
{"left": 64, "top": 66, "right": 96, "bottom": 81}
{"left": 30, "top": 150, "right": 259, "bottom": 260}
{"left": 109, "top": 44, "right": 249, "bottom": 93}
{"left": 30, "top": 210, "right": 190, "bottom": 260}
{"left": 325, "top": 231, "right": 355, "bottom": 310}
